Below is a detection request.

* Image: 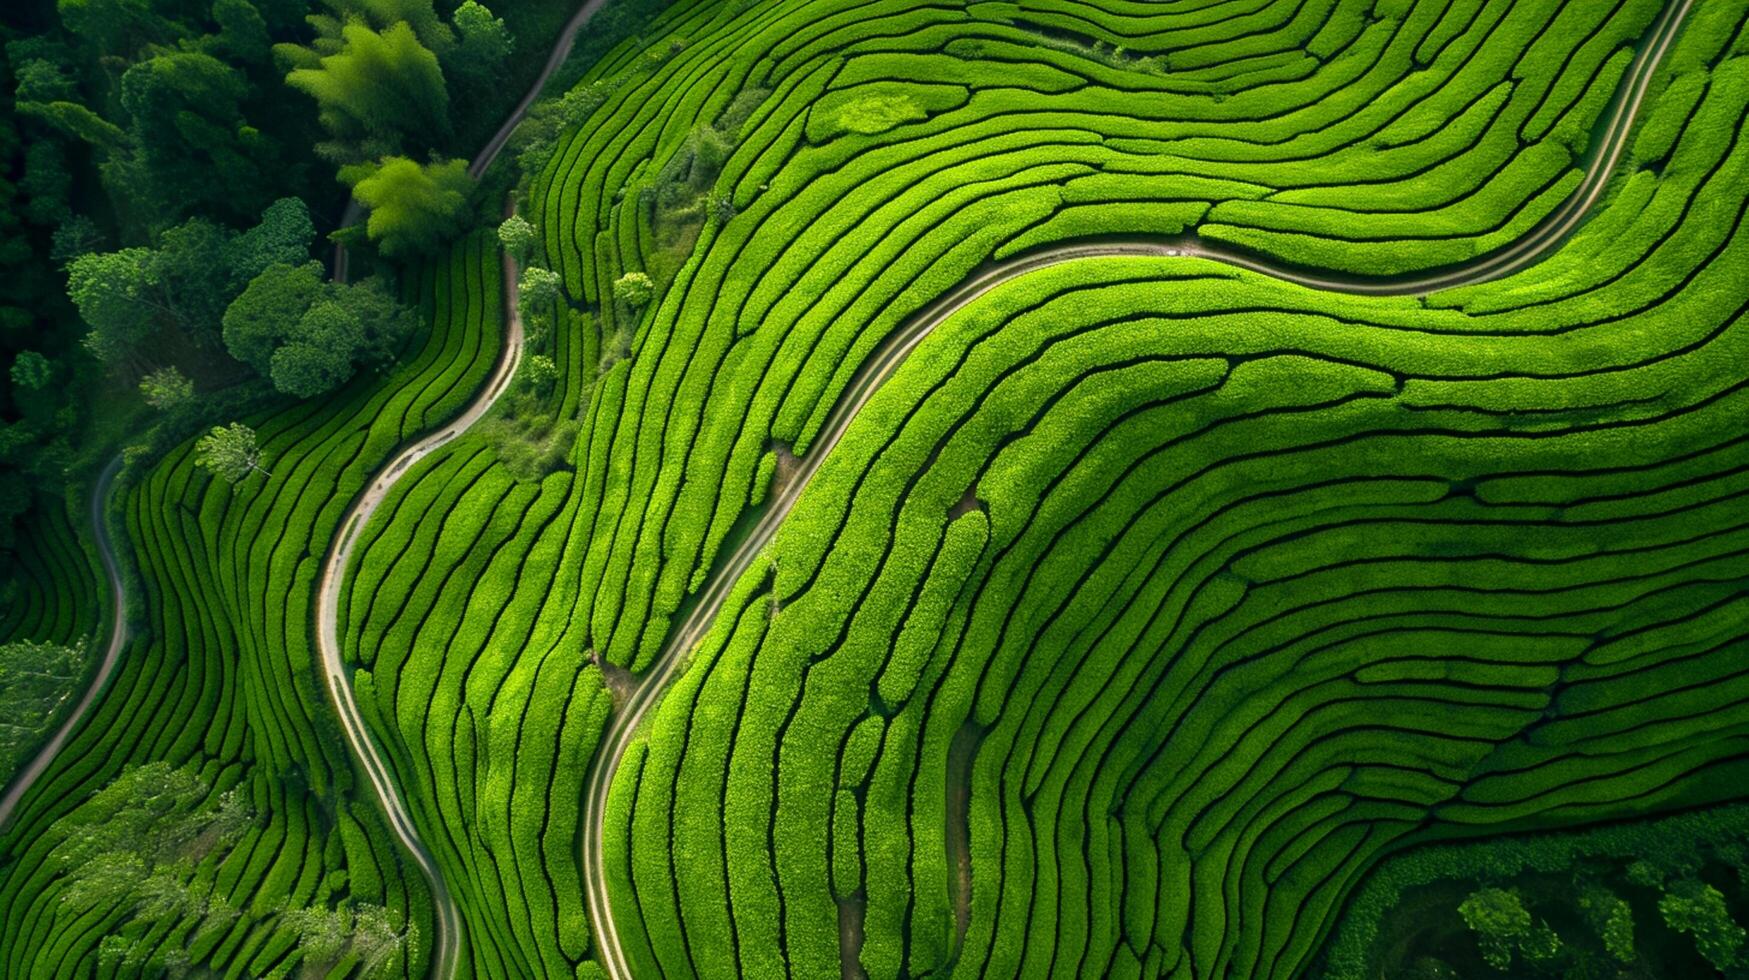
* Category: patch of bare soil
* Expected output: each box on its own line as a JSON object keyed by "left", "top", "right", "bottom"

{"left": 836, "top": 888, "right": 868, "bottom": 980}
{"left": 948, "top": 486, "right": 986, "bottom": 520}
{"left": 770, "top": 439, "right": 801, "bottom": 498}
{"left": 947, "top": 721, "right": 984, "bottom": 950}
{"left": 588, "top": 650, "right": 637, "bottom": 708}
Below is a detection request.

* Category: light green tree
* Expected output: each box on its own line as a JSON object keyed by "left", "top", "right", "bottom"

{"left": 497, "top": 213, "right": 536, "bottom": 261}
{"left": 613, "top": 270, "right": 654, "bottom": 309}
{"left": 67, "top": 248, "right": 159, "bottom": 363}
{"left": 519, "top": 266, "right": 562, "bottom": 308}
{"left": 346, "top": 156, "right": 473, "bottom": 258}
{"left": 138, "top": 367, "right": 194, "bottom": 410}
{"left": 283, "top": 21, "right": 450, "bottom": 153}
{"left": 195, "top": 422, "right": 269, "bottom": 483}
{"left": 1458, "top": 888, "right": 1532, "bottom": 971}
{"left": 1661, "top": 880, "right": 1746, "bottom": 971}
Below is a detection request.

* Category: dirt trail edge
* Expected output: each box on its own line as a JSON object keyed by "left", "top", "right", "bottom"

{"left": 580, "top": 1, "right": 1693, "bottom": 976}
{"left": 315, "top": 217, "right": 524, "bottom": 980}
{"left": 0, "top": 454, "right": 128, "bottom": 832}
{"left": 314, "top": 0, "right": 608, "bottom": 972}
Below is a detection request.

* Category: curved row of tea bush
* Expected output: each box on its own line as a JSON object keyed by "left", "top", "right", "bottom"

{"left": 0, "top": 493, "right": 100, "bottom": 648}
{"left": 0, "top": 233, "right": 506, "bottom": 978}
{"left": 326, "top": 0, "right": 1734, "bottom": 976}
{"left": 599, "top": 8, "right": 1749, "bottom": 979}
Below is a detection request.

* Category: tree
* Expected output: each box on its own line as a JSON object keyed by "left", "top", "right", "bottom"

{"left": 50, "top": 217, "right": 106, "bottom": 266}
{"left": 282, "top": 21, "right": 450, "bottom": 157}
{"left": 519, "top": 266, "right": 561, "bottom": 309}
{"left": 446, "top": 1, "right": 511, "bottom": 112}
{"left": 271, "top": 301, "right": 361, "bottom": 397}
{"left": 223, "top": 263, "right": 413, "bottom": 395}
{"left": 1661, "top": 880, "right": 1746, "bottom": 971}
{"left": 10, "top": 351, "right": 52, "bottom": 390}
{"left": 225, "top": 198, "right": 317, "bottom": 290}
{"left": 1458, "top": 888, "right": 1532, "bottom": 971}
{"left": 223, "top": 261, "right": 327, "bottom": 374}
{"left": 0, "top": 638, "right": 88, "bottom": 779}
{"left": 109, "top": 52, "right": 285, "bottom": 224}
{"left": 613, "top": 271, "right": 653, "bottom": 308}
{"left": 345, "top": 156, "right": 472, "bottom": 258}
{"left": 195, "top": 422, "right": 268, "bottom": 483}
{"left": 1579, "top": 886, "right": 1635, "bottom": 963}
{"left": 521, "top": 353, "right": 557, "bottom": 394}
{"left": 71, "top": 203, "right": 318, "bottom": 364}
{"left": 208, "top": 0, "right": 271, "bottom": 63}
{"left": 332, "top": 275, "right": 416, "bottom": 364}
{"left": 150, "top": 217, "right": 232, "bottom": 346}
{"left": 139, "top": 367, "right": 194, "bottom": 410}
{"left": 497, "top": 213, "right": 536, "bottom": 262}
{"left": 67, "top": 248, "right": 158, "bottom": 363}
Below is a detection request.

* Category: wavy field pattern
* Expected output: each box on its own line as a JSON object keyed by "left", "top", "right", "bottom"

{"left": 307, "top": 0, "right": 1749, "bottom": 977}
{"left": 0, "top": 234, "right": 506, "bottom": 978}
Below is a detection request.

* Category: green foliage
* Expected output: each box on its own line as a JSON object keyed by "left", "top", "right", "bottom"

{"left": 345, "top": 156, "right": 474, "bottom": 258}
{"left": 193, "top": 421, "right": 265, "bottom": 483}
{"left": 68, "top": 199, "right": 317, "bottom": 363}
{"left": 283, "top": 20, "right": 450, "bottom": 159}
{"left": 207, "top": 0, "right": 271, "bottom": 63}
{"left": 1458, "top": 888, "right": 1533, "bottom": 971}
{"left": 521, "top": 352, "right": 557, "bottom": 394}
{"left": 223, "top": 258, "right": 413, "bottom": 395}
{"left": 611, "top": 270, "right": 652, "bottom": 308}
{"left": 225, "top": 196, "right": 318, "bottom": 289}
{"left": 109, "top": 51, "right": 284, "bottom": 224}
{"left": 282, "top": 901, "right": 408, "bottom": 978}
{"left": 0, "top": 638, "right": 89, "bottom": 783}
{"left": 48, "top": 762, "right": 252, "bottom": 974}
{"left": 497, "top": 213, "right": 536, "bottom": 262}
{"left": 272, "top": 301, "right": 363, "bottom": 397}
{"left": 1578, "top": 886, "right": 1635, "bottom": 963}
{"left": 9, "top": 351, "right": 52, "bottom": 391}
{"left": 507, "top": 80, "right": 611, "bottom": 184}
{"left": 138, "top": 366, "right": 194, "bottom": 410}
{"left": 447, "top": 1, "right": 512, "bottom": 113}
{"left": 222, "top": 261, "right": 328, "bottom": 375}
{"left": 519, "top": 265, "right": 562, "bottom": 309}
{"left": 66, "top": 247, "right": 157, "bottom": 362}
{"left": 1660, "top": 880, "right": 1746, "bottom": 971}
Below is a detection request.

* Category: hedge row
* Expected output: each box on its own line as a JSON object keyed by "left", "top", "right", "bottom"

{"left": 595, "top": 9, "right": 1749, "bottom": 979}
{"left": 0, "top": 233, "right": 506, "bottom": 978}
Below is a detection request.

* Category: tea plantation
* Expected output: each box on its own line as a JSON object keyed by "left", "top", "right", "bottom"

{"left": 2, "top": 0, "right": 1747, "bottom": 977}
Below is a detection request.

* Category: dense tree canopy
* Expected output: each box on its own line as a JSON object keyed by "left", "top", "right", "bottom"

{"left": 223, "top": 259, "right": 415, "bottom": 395}
{"left": 68, "top": 198, "right": 316, "bottom": 365}
{"left": 282, "top": 19, "right": 449, "bottom": 159}
{"left": 345, "top": 155, "right": 472, "bottom": 257}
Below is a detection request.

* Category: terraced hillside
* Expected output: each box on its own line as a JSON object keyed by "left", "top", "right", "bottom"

{"left": 0, "top": 234, "right": 505, "bottom": 978}
{"left": 312, "top": 0, "right": 1749, "bottom": 977}
{"left": 5, "top": 0, "right": 1747, "bottom": 977}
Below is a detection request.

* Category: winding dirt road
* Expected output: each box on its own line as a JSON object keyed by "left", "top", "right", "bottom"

{"left": 579, "top": 1, "right": 1693, "bottom": 976}
{"left": 0, "top": 455, "right": 127, "bottom": 833}
{"left": 313, "top": 1, "right": 613, "bottom": 974}
{"left": 314, "top": 229, "right": 524, "bottom": 978}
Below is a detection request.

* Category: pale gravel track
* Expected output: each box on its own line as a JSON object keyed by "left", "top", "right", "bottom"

{"left": 315, "top": 0, "right": 613, "bottom": 972}
{"left": 314, "top": 231, "right": 524, "bottom": 980}
{"left": 0, "top": 455, "right": 126, "bottom": 832}
{"left": 580, "top": 0, "right": 1694, "bottom": 976}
